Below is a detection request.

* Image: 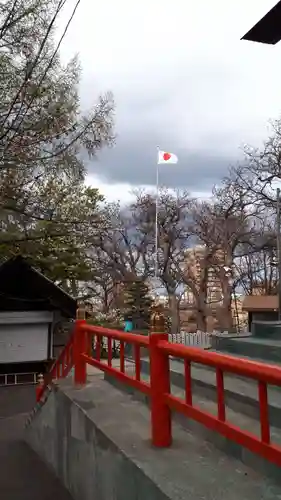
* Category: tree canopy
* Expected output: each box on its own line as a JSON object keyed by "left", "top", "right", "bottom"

{"left": 0, "top": 0, "right": 114, "bottom": 289}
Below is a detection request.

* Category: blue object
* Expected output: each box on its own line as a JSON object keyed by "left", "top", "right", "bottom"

{"left": 124, "top": 320, "right": 133, "bottom": 332}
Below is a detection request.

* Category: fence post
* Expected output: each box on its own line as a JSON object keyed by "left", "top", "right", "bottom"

{"left": 74, "top": 303, "right": 87, "bottom": 385}
{"left": 149, "top": 308, "right": 172, "bottom": 447}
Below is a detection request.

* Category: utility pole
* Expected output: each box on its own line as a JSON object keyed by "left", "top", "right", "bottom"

{"left": 277, "top": 188, "right": 281, "bottom": 320}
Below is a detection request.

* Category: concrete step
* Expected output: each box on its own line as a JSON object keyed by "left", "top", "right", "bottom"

{"left": 137, "top": 356, "right": 281, "bottom": 430}
{"left": 0, "top": 386, "right": 73, "bottom": 500}
{"left": 139, "top": 368, "right": 281, "bottom": 441}
{"left": 172, "top": 349, "right": 281, "bottom": 371}
{"left": 213, "top": 337, "right": 281, "bottom": 364}
{"left": 208, "top": 349, "right": 281, "bottom": 365}
{"left": 105, "top": 364, "right": 281, "bottom": 485}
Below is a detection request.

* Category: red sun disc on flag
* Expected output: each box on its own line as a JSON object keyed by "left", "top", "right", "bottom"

{"left": 163, "top": 152, "right": 171, "bottom": 161}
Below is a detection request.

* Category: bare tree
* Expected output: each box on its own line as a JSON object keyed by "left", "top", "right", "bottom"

{"left": 129, "top": 189, "right": 193, "bottom": 333}
{"left": 187, "top": 184, "right": 254, "bottom": 331}
{"left": 91, "top": 200, "right": 153, "bottom": 290}
{"left": 235, "top": 223, "right": 277, "bottom": 295}
{"left": 217, "top": 120, "right": 281, "bottom": 301}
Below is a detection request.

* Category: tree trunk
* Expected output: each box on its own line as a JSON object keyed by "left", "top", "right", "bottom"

{"left": 168, "top": 293, "right": 180, "bottom": 334}
{"left": 196, "top": 271, "right": 208, "bottom": 332}
{"left": 70, "top": 279, "right": 78, "bottom": 298}
{"left": 102, "top": 289, "right": 109, "bottom": 313}
{"left": 196, "top": 295, "right": 207, "bottom": 331}
{"left": 221, "top": 293, "right": 233, "bottom": 331}
{"left": 220, "top": 272, "right": 233, "bottom": 331}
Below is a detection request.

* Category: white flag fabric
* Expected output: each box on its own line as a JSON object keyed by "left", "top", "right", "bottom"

{"left": 157, "top": 150, "right": 178, "bottom": 164}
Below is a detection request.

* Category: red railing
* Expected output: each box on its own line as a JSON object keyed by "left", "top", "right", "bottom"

{"left": 38, "top": 320, "right": 281, "bottom": 467}
{"left": 36, "top": 331, "right": 74, "bottom": 401}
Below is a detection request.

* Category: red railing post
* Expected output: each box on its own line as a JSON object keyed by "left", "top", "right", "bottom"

{"left": 149, "top": 310, "right": 172, "bottom": 447}
{"left": 35, "top": 373, "right": 44, "bottom": 402}
{"left": 74, "top": 304, "right": 87, "bottom": 385}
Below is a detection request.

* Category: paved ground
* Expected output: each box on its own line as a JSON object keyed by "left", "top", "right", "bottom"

{"left": 0, "top": 385, "right": 73, "bottom": 500}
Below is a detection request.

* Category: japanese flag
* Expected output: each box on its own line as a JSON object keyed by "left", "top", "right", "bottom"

{"left": 157, "top": 150, "right": 178, "bottom": 164}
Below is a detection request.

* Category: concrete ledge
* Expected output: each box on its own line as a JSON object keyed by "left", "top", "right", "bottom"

{"left": 104, "top": 372, "right": 281, "bottom": 486}
{"left": 138, "top": 357, "right": 281, "bottom": 430}
{"left": 25, "top": 377, "right": 281, "bottom": 499}
{"left": 213, "top": 337, "right": 281, "bottom": 364}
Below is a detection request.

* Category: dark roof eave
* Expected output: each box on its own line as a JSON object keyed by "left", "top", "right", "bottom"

{"left": 0, "top": 256, "right": 77, "bottom": 318}
{"left": 241, "top": 0, "right": 281, "bottom": 45}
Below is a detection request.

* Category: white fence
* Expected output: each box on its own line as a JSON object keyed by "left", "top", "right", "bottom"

{"left": 95, "top": 333, "right": 213, "bottom": 351}
{"left": 168, "top": 330, "right": 238, "bottom": 349}
{"left": 169, "top": 331, "right": 212, "bottom": 349}
{"left": 93, "top": 330, "right": 244, "bottom": 353}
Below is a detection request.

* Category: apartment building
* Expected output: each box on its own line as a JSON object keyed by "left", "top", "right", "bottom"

{"left": 180, "top": 245, "right": 248, "bottom": 331}
{"left": 182, "top": 245, "right": 224, "bottom": 307}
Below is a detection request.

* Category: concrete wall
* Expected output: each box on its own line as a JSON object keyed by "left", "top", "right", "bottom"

{"left": 25, "top": 377, "right": 281, "bottom": 500}
{"left": 25, "top": 381, "right": 169, "bottom": 500}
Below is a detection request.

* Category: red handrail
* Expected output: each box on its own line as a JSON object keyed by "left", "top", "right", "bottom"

{"left": 158, "top": 340, "right": 281, "bottom": 385}
{"left": 38, "top": 320, "right": 281, "bottom": 468}
{"left": 80, "top": 323, "right": 149, "bottom": 346}
{"left": 36, "top": 331, "right": 74, "bottom": 402}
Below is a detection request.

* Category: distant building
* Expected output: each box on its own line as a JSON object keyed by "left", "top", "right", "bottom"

{"left": 0, "top": 256, "right": 77, "bottom": 383}
{"left": 180, "top": 245, "right": 247, "bottom": 331}
{"left": 242, "top": 295, "right": 278, "bottom": 331}
{"left": 182, "top": 245, "right": 224, "bottom": 307}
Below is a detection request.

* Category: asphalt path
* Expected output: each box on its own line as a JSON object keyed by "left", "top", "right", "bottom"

{"left": 0, "top": 384, "right": 73, "bottom": 500}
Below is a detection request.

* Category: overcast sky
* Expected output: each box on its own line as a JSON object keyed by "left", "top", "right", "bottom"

{"left": 59, "top": 0, "right": 281, "bottom": 202}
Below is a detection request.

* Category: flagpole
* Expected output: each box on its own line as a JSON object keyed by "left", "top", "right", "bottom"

{"left": 155, "top": 153, "right": 159, "bottom": 278}
{"left": 154, "top": 147, "right": 178, "bottom": 278}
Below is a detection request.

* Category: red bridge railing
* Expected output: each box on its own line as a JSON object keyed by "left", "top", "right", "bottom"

{"left": 36, "top": 333, "right": 74, "bottom": 401}
{"left": 37, "top": 318, "right": 281, "bottom": 468}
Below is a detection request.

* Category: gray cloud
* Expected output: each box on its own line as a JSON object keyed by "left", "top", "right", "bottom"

{"left": 91, "top": 136, "right": 235, "bottom": 191}
{"left": 65, "top": 0, "right": 281, "bottom": 199}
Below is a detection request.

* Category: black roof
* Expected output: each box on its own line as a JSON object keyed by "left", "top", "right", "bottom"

{"left": 241, "top": 1, "right": 281, "bottom": 44}
{"left": 0, "top": 256, "right": 77, "bottom": 317}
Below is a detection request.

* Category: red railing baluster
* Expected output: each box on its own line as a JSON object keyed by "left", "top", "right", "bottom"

{"left": 96, "top": 335, "right": 101, "bottom": 361}
{"left": 184, "top": 360, "right": 192, "bottom": 405}
{"left": 120, "top": 341, "right": 125, "bottom": 372}
{"left": 87, "top": 331, "right": 92, "bottom": 356}
{"left": 74, "top": 319, "right": 87, "bottom": 385}
{"left": 62, "top": 352, "right": 66, "bottom": 377}
{"left": 108, "top": 337, "right": 112, "bottom": 366}
{"left": 134, "top": 344, "right": 141, "bottom": 381}
{"left": 259, "top": 381, "right": 270, "bottom": 444}
{"left": 216, "top": 368, "right": 225, "bottom": 421}
{"left": 56, "top": 362, "right": 60, "bottom": 379}
{"left": 65, "top": 346, "right": 69, "bottom": 368}
{"left": 149, "top": 332, "right": 171, "bottom": 447}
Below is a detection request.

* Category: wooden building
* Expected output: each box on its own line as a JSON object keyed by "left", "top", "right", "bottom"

{"left": 0, "top": 256, "right": 77, "bottom": 383}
